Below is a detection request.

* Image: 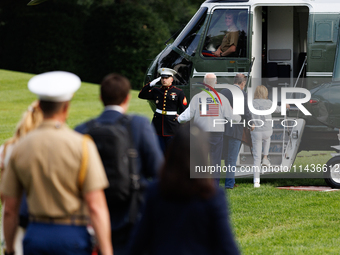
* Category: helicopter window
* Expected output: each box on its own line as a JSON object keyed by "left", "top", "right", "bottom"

{"left": 173, "top": 7, "right": 208, "bottom": 57}
{"left": 315, "top": 21, "right": 334, "bottom": 42}
{"left": 202, "top": 9, "right": 248, "bottom": 58}
{"left": 156, "top": 47, "right": 193, "bottom": 85}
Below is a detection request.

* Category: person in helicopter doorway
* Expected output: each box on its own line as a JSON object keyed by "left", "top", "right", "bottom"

{"left": 221, "top": 73, "right": 253, "bottom": 189}
{"left": 139, "top": 68, "right": 188, "bottom": 153}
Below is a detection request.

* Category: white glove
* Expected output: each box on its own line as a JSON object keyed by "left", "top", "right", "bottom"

{"left": 150, "top": 77, "right": 161, "bottom": 87}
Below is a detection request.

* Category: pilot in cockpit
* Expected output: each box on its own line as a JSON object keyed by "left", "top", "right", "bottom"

{"left": 203, "top": 10, "right": 248, "bottom": 58}
{"left": 211, "top": 11, "right": 239, "bottom": 57}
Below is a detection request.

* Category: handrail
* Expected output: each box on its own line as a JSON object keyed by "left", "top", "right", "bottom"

{"left": 280, "top": 56, "right": 306, "bottom": 165}
{"left": 245, "top": 57, "right": 255, "bottom": 91}
{"left": 293, "top": 56, "right": 307, "bottom": 88}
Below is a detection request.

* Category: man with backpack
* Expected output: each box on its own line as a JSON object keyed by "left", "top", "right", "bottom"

{"left": 75, "top": 73, "right": 164, "bottom": 255}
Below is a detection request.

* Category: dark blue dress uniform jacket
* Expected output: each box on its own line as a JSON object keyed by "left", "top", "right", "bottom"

{"left": 128, "top": 182, "right": 240, "bottom": 255}
{"left": 139, "top": 84, "right": 187, "bottom": 136}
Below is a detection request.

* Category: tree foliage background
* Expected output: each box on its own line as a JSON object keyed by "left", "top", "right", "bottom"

{"left": 0, "top": 0, "right": 203, "bottom": 88}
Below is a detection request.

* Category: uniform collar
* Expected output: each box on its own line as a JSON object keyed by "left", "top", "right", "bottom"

{"left": 161, "top": 85, "right": 173, "bottom": 90}
{"left": 39, "top": 119, "right": 66, "bottom": 129}
{"left": 228, "top": 24, "right": 238, "bottom": 32}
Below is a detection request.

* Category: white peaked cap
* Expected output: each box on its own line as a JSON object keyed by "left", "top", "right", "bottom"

{"left": 28, "top": 71, "right": 81, "bottom": 102}
{"left": 158, "top": 67, "right": 177, "bottom": 77}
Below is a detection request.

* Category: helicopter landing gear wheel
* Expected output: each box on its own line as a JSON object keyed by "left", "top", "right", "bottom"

{"left": 324, "top": 156, "right": 340, "bottom": 189}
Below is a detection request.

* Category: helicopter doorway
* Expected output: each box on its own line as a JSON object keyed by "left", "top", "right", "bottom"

{"left": 252, "top": 5, "right": 309, "bottom": 97}
{"left": 236, "top": 5, "right": 309, "bottom": 176}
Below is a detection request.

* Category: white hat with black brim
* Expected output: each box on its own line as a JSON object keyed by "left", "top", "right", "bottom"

{"left": 158, "top": 68, "right": 177, "bottom": 78}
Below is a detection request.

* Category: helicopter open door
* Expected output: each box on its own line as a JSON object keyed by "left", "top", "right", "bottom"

{"left": 251, "top": 5, "right": 309, "bottom": 99}
{"left": 235, "top": 4, "right": 310, "bottom": 176}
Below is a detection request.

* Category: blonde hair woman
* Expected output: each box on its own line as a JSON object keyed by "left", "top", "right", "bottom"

{"left": 0, "top": 100, "right": 43, "bottom": 255}
{"left": 250, "top": 86, "right": 289, "bottom": 188}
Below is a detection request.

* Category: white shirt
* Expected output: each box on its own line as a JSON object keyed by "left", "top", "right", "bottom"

{"left": 104, "top": 105, "right": 124, "bottom": 113}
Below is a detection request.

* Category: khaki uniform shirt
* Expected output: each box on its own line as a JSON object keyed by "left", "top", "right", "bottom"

{"left": 220, "top": 25, "right": 239, "bottom": 53}
{"left": 1, "top": 120, "right": 109, "bottom": 218}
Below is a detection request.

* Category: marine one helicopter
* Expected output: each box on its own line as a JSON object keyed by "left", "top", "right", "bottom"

{"left": 27, "top": 0, "right": 340, "bottom": 187}
{"left": 144, "top": 0, "right": 340, "bottom": 188}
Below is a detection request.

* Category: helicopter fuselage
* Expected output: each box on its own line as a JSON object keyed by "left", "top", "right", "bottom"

{"left": 145, "top": 0, "right": 340, "bottom": 152}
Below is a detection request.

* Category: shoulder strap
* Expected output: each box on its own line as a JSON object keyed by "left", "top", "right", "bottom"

{"left": 85, "top": 119, "right": 98, "bottom": 131}
{"left": 78, "top": 134, "right": 92, "bottom": 191}
{"left": 118, "top": 115, "right": 141, "bottom": 224}
{"left": 122, "top": 115, "right": 138, "bottom": 174}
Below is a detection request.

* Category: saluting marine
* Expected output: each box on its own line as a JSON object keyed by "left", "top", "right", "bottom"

{"left": 139, "top": 68, "right": 188, "bottom": 152}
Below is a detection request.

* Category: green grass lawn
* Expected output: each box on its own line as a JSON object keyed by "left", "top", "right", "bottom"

{"left": 0, "top": 69, "right": 153, "bottom": 144}
{"left": 1, "top": 69, "right": 339, "bottom": 254}
{"left": 226, "top": 178, "right": 340, "bottom": 254}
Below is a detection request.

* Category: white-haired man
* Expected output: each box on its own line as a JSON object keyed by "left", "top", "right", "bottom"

{"left": 177, "top": 73, "right": 241, "bottom": 185}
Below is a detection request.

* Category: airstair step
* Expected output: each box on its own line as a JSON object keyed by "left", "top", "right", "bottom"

{"left": 239, "top": 152, "right": 282, "bottom": 165}
{"left": 243, "top": 141, "right": 285, "bottom": 153}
